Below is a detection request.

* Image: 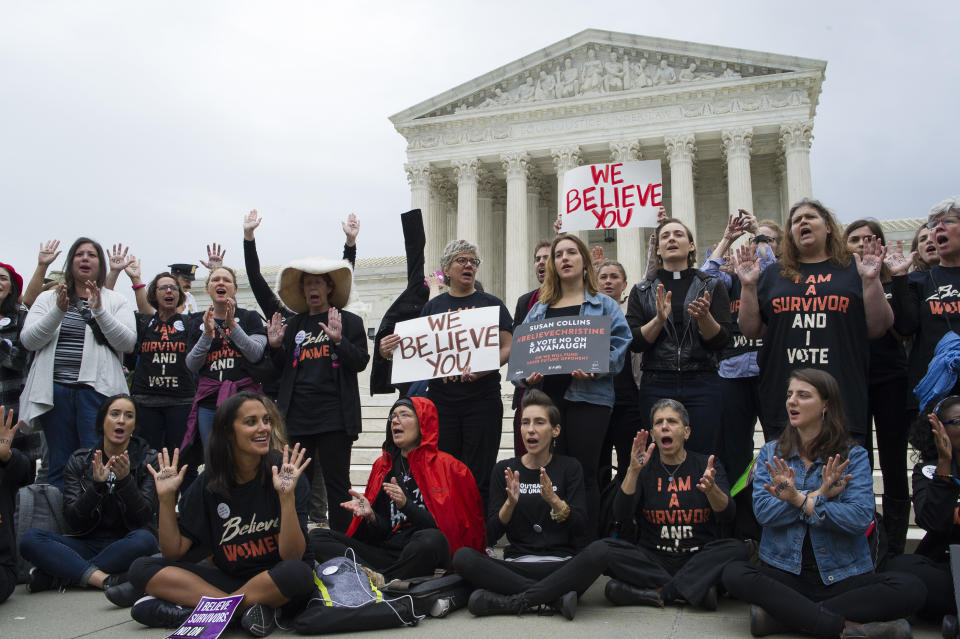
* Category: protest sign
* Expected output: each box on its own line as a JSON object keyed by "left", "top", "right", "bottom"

{"left": 561, "top": 160, "right": 662, "bottom": 232}
{"left": 507, "top": 316, "right": 611, "bottom": 381}
{"left": 165, "top": 595, "right": 243, "bottom": 639}
{"left": 390, "top": 306, "right": 501, "bottom": 384}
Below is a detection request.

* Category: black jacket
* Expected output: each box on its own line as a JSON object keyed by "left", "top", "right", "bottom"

{"left": 371, "top": 209, "right": 429, "bottom": 395}
{"left": 272, "top": 308, "right": 369, "bottom": 439}
{"left": 625, "top": 270, "right": 731, "bottom": 374}
{"left": 911, "top": 459, "right": 960, "bottom": 562}
{"left": 62, "top": 435, "right": 158, "bottom": 537}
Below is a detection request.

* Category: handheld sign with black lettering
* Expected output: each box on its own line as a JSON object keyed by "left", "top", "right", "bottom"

{"left": 507, "top": 316, "right": 611, "bottom": 381}
{"left": 390, "top": 306, "right": 501, "bottom": 384}
{"left": 561, "top": 160, "right": 662, "bottom": 232}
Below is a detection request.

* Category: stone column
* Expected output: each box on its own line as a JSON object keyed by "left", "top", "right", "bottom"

{"left": 664, "top": 133, "right": 698, "bottom": 239}
{"left": 430, "top": 173, "right": 455, "bottom": 270}
{"left": 609, "top": 140, "right": 644, "bottom": 283}
{"left": 722, "top": 127, "right": 754, "bottom": 215}
{"left": 478, "top": 172, "right": 504, "bottom": 300}
{"left": 526, "top": 172, "right": 543, "bottom": 290}
{"left": 405, "top": 162, "right": 434, "bottom": 271}
{"left": 551, "top": 145, "right": 583, "bottom": 241}
{"left": 774, "top": 154, "right": 790, "bottom": 224}
{"left": 454, "top": 158, "right": 480, "bottom": 245}
{"left": 780, "top": 120, "right": 814, "bottom": 212}
{"left": 501, "top": 151, "right": 530, "bottom": 308}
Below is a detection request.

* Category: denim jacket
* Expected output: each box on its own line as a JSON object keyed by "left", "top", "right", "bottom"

{"left": 754, "top": 440, "right": 874, "bottom": 585}
{"left": 519, "top": 291, "right": 631, "bottom": 408}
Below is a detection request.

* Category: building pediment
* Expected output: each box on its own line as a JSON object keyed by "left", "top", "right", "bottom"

{"left": 391, "top": 29, "right": 826, "bottom": 126}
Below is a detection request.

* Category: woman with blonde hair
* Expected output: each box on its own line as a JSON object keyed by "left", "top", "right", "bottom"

{"left": 519, "top": 233, "right": 631, "bottom": 535}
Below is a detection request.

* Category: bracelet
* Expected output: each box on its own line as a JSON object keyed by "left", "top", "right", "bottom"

{"left": 549, "top": 501, "right": 570, "bottom": 522}
{"left": 131, "top": 284, "right": 146, "bottom": 290}
{"left": 800, "top": 493, "right": 810, "bottom": 512}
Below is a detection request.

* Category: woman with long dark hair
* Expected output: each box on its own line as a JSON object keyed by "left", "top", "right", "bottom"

{"left": 521, "top": 234, "right": 631, "bottom": 536}
{"left": 722, "top": 369, "right": 924, "bottom": 638}
{"left": 626, "top": 217, "right": 732, "bottom": 461}
{"left": 20, "top": 237, "right": 137, "bottom": 488}
{"left": 127, "top": 391, "right": 315, "bottom": 636}
{"left": 843, "top": 219, "right": 911, "bottom": 556}
{"left": 0, "top": 262, "right": 28, "bottom": 418}
{"left": 736, "top": 199, "right": 893, "bottom": 444}
{"left": 19, "top": 395, "right": 158, "bottom": 594}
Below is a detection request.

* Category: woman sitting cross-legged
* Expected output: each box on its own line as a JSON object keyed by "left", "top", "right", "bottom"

{"left": 602, "top": 398, "right": 747, "bottom": 610}
{"left": 127, "top": 392, "right": 315, "bottom": 637}
{"left": 721, "top": 369, "right": 925, "bottom": 638}
{"left": 310, "top": 396, "right": 484, "bottom": 585}
{"left": 19, "top": 395, "right": 159, "bottom": 595}
{"left": 455, "top": 389, "right": 609, "bottom": 620}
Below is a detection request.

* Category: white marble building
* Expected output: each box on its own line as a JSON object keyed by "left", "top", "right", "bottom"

{"left": 391, "top": 29, "right": 827, "bottom": 306}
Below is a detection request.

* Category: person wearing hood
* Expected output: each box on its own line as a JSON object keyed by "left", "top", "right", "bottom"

{"left": 19, "top": 394, "right": 159, "bottom": 596}
{"left": 310, "top": 397, "right": 484, "bottom": 583}
{"left": 266, "top": 252, "right": 368, "bottom": 532}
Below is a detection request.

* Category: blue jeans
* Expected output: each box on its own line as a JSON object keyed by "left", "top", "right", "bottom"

{"left": 197, "top": 406, "right": 216, "bottom": 449}
{"left": 41, "top": 384, "right": 104, "bottom": 489}
{"left": 19, "top": 528, "right": 158, "bottom": 585}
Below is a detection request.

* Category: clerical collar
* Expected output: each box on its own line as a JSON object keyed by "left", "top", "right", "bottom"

{"left": 658, "top": 268, "right": 696, "bottom": 281}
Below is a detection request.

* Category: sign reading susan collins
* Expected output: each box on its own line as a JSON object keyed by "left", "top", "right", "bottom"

{"left": 507, "top": 316, "right": 611, "bottom": 382}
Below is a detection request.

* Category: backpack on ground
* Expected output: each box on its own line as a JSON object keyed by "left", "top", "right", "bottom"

{"left": 382, "top": 572, "right": 472, "bottom": 618}
{"left": 14, "top": 483, "right": 67, "bottom": 583}
{"left": 292, "top": 556, "right": 419, "bottom": 634}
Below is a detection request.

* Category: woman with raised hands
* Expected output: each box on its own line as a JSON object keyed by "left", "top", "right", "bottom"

{"left": 721, "top": 369, "right": 924, "bottom": 639}
{"left": 127, "top": 391, "right": 315, "bottom": 636}
{"left": 520, "top": 233, "right": 632, "bottom": 536}
{"left": 20, "top": 237, "right": 136, "bottom": 488}
{"left": 735, "top": 198, "right": 893, "bottom": 443}
{"left": 455, "top": 390, "right": 607, "bottom": 621}
{"left": 182, "top": 264, "right": 266, "bottom": 454}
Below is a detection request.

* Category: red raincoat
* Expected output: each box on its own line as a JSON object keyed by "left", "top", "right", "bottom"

{"left": 346, "top": 396, "right": 485, "bottom": 556}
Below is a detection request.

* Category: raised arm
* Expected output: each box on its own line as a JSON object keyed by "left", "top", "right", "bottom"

{"left": 21, "top": 240, "right": 61, "bottom": 308}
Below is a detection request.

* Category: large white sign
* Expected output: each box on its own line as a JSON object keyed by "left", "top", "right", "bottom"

{"left": 390, "top": 306, "right": 501, "bottom": 384}
{"left": 561, "top": 160, "right": 663, "bottom": 232}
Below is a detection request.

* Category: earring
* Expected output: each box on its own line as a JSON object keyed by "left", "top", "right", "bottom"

{"left": 821, "top": 409, "right": 826, "bottom": 420}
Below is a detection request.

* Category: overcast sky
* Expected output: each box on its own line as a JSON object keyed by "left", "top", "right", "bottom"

{"left": 2, "top": 1, "right": 956, "bottom": 283}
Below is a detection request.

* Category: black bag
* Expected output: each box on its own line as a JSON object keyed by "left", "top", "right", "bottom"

{"left": 14, "top": 483, "right": 67, "bottom": 583}
{"left": 382, "top": 573, "right": 472, "bottom": 618}
{"left": 598, "top": 467, "right": 637, "bottom": 542}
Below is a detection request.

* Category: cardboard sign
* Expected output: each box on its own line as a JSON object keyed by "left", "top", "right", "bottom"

{"left": 165, "top": 595, "right": 244, "bottom": 639}
{"left": 562, "top": 160, "right": 662, "bottom": 232}
{"left": 507, "top": 316, "right": 611, "bottom": 381}
{"left": 390, "top": 306, "right": 501, "bottom": 384}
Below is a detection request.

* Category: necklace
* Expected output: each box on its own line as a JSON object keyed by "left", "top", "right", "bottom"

{"left": 397, "top": 455, "right": 411, "bottom": 483}
{"left": 659, "top": 454, "right": 686, "bottom": 483}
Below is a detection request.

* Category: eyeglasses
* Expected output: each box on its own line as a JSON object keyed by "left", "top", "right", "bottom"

{"left": 453, "top": 257, "right": 481, "bottom": 267}
{"left": 942, "top": 418, "right": 960, "bottom": 428}
{"left": 156, "top": 285, "right": 179, "bottom": 292}
{"left": 925, "top": 216, "right": 960, "bottom": 230}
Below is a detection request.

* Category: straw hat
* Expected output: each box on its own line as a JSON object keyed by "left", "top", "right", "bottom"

{"left": 275, "top": 257, "right": 353, "bottom": 313}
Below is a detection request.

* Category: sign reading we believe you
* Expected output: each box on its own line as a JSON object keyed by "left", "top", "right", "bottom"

{"left": 390, "top": 306, "right": 501, "bottom": 384}
{"left": 561, "top": 160, "right": 662, "bottom": 233}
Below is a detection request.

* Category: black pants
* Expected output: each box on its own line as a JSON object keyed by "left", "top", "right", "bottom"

{"left": 453, "top": 540, "right": 608, "bottom": 605}
{"left": 599, "top": 401, "right": 642, "bottom": 491}
{"left": 432, "top": 395, "right": 503, "bottom": 509}
{"left": 638, "top": 371, "right": 724, "bottom": 464}
{"left": 309, "top": 528, "right": 449, "bottom": 580}
{"left": 0, "top": 566, "right": 15, "bottom": 604}
{"left": 886, "top": 553, "right": 956, "bottom": 619}
{"left": 555, "top": 401, "right": 611, "bottom": 539}
{"left": 290, "top": 431, "right": 351, "bottom": 532}
{"left": 128, "top": 555, "right": 315, "bottom": 604}
{"left": 136, "top": 403, "right": 191, "bottom": 452}
{"left": 604, "top": 538, "right": 748, "bottom": 607}
{"left": 719, "top": 376, "right": 767, "bottom": 481}
{"left": 863, "top": 377, "right": 910, "bottom": 501}
{"left": 721, "top": 560, "right": 927, "bottom": 638}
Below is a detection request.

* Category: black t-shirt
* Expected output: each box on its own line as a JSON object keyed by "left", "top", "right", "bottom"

{"left": 284, "top": 311, "right": 344, "bottom": 436}
{"left": 131, "top": 313, "right": 197, "bottom": 399}
{"left": 196, "top": 308, "right": 266, "bottom": 383}
{"left": 867, "top": 282, "right": 907, "bottom": 386}
{"left": 178, "top": 464, "right": 310, "bottom": 580}
{"left": 540, "top": 305, "right": 580, "bottom": 405}
{"left": 721, "top": 275, "right": 763, "bottom": 362}
{"left": 361, "top": 460, "right": 435, "bottom": 551}
{"left": 756, "top": 261, "right": 869, "bottom": 436}
{"left": 420, "top": 291, "right": 512, "bottom": 403}
{"left": 615, "top": 450, "right": 734, "bottom": 555}
{"left": 486, "top": 455, "right": 587, "bottom": 559}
